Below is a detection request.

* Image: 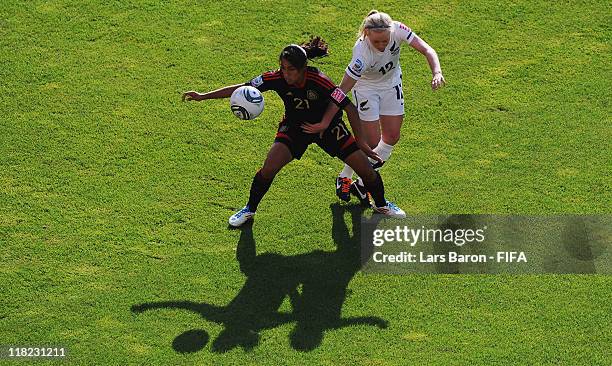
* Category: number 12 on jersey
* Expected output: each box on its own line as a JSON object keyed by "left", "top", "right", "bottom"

{"left": 379, "top": 61, "right": 395, "bottom": 75}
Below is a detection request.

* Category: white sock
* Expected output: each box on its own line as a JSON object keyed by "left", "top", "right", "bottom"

{"left": 345, "top": 141, "right": 395, "bottom": 180}
{"left": 371, "top": 140, "right": 394, "bottom": 164}
{"left": 339, "top": 164, "right": 354, "bottom": 179}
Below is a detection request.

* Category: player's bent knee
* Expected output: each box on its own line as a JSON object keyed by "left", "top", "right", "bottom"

{"left": 383, "top": 132, "right": 400, "bottom": 145}
{"left": 367, "top": 135, "right": 381, "bottom": 148}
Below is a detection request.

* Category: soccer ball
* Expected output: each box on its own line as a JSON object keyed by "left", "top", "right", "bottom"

{"left": 230, "top": 86, "right": 264, "bottom": 120}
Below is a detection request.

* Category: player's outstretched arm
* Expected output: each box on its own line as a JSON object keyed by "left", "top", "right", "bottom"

{"left": 182, "top": 84, "right": 245, "bottom": 102}
{"left": 409, "top": 35, "right": 446, "bottom": 90}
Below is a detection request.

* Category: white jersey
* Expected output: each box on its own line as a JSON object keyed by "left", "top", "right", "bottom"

{"left": 345, "top": 21, "right": 416, "bottom": 91}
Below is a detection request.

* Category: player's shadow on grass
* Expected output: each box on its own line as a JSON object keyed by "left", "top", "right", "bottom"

{"left": 131, "top": 203, "right": 387, "bottom": 353}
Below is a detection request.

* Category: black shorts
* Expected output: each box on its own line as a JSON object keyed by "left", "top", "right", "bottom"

{"left": 274, "top": 119, "right": 359, "bottom": 161}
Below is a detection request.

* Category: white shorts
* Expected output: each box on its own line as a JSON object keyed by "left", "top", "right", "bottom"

{"left": 352, "top": 85, "right": 405, "bottom": 122}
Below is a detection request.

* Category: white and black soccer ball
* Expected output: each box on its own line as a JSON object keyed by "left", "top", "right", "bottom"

{"left": 229, "top": 86, "right": 264, "bottom": 120}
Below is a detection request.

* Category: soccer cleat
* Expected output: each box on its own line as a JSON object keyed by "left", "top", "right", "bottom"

{"left": 372, "top": 201, "right": 406, "bottom": 218}
{"left": 350, "top": 178, "right": 371, "bottom": 206}
{"left": 335, "top": 177, "right": 352, "bottom": 202}
{"left": 228, "top": 206, "right": 255, "bottom": 227}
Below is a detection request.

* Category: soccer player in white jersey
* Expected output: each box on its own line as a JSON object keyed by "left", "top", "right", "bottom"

{"left": 303, "top": 10, "right": 446, "bottom": 204}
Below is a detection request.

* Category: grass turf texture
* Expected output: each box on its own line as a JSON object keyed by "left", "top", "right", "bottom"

{"left": 1, "top": 0, "right": 610, "bottom": 364}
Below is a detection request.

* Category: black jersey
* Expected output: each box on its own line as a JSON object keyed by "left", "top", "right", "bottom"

{"left": 246, "top": 66, "right": 350, "bottom": 125}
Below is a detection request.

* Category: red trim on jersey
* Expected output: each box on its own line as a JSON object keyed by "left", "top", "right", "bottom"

{"left": 307, "top": 72, "right": 335, "bottom": 89}
{"left": 263, "top": 71, "right": 282, "bottom": 80}
{"left": 341, "top": 136, "right": 356, "bottom": 150}
{"left": 311, "top": 77, "right": 335, "bottom": 89}
{"left": 307, "top": 70, "right": 333, "bottom": 81}
{"left": 275, "top": 132, "right": 292, "bottom": 142}
{"left": 307, "top": 70, "right": 335, "bottom": 84}
{"left": 311, "top": 77, "right": 336, "bottom": 89}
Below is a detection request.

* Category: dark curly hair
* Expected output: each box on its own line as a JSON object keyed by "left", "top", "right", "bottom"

{"left": 279, "top": 36, "right": 329, "bottom": 69}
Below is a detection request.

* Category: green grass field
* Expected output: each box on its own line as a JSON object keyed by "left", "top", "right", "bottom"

{"left": 1, "top": 0, "right": 610, "bottom": 364}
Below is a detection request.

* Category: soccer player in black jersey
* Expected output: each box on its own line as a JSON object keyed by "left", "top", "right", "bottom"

{"left": 183, "top": 37, "right": 405, "bottom": 227}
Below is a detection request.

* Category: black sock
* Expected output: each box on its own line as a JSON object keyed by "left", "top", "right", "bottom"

{"left": 362, "top": 171, "right": 386, "bottom": 207}
{"left": 246, "top": 170, "right": 274, "bottom": 212}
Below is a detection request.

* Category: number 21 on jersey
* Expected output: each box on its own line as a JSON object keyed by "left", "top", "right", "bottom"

{"left": 294, "top": 98, "right": 310, "bottom": 110}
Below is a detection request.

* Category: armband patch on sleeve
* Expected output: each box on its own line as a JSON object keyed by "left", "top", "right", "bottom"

{"left": 251, "top": 75, "right": 264, "bottom": 87}
{"left": 352, "top": 58, "right": 364, "bottom": 73}
{"left": 331, "top": 88, "right": 346, "bottom": 104}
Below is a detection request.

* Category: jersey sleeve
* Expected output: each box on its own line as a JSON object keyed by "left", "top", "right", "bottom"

{"left": 345, "top": 43, "right": 369, "bottom": 81}
{"left": 395, "top": 21, "right": 416, "bottom": 45}
{"left": 245, "top": 70, "right": 282, "bottom": 92}
{"left": 308, "top": 70, "right": 351, "bottom": 109}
